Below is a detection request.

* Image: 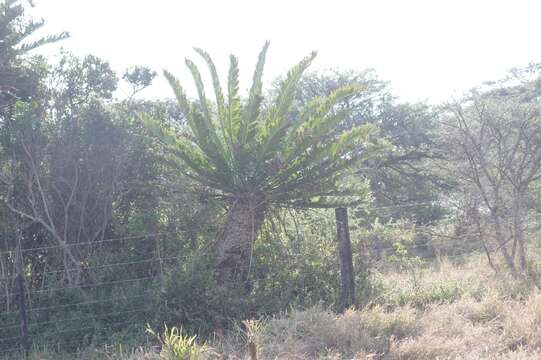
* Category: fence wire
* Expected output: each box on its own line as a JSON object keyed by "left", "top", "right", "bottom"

{"left": 0, "top": 204, "right": 529, "bottom": 358}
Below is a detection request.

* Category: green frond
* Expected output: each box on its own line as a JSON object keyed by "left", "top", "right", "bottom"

{"left": 162, "top": 70, "right": 233, "bottom": 187}
{"left": 227, "top": 55, "right": 242, "bottom": 143}
{"left": 270, "top": 123, "right": 377, "bottom": 190}
{"left": 152, "top": 45, "right": 381, "bottom": 206}
{"left": 185, "top": 58, "right": 212, "bottom": 121}
{"left": 271, "top": 155, "right": 358, "bottom": 196}
{"left": 144, "top": 115, "right": 232, "bottom": 192}
{"left": 163, "top": 70, "right": 196, "bottom": 132}
{"left": 143, "top": 115, "right": 208, "bottom": 174}
{"left": 278, "top": 175, "right": 371, "bottom": 208}
{"left": 192, "top": 48, "right": 236, "bottom": 168}
{"left": 256, "top": 52, "right": 317, "bottom": 160}
{"left": 272, "top": 51, "right": 317, "bottom": 119}
{"left": 189, "top": 109, "right": 233, "bottom": 182}
{"left": 193, "top": 47, "right": 226, "bottom": 121}
{"left": 185, "top": 58, "right": 229, "bottom": 166}
{"left": 18, "top": 32, "right": 70, "bottom": 52}
{"left": 242, "top": 41, "right": 270, "bottom": 143}
{"left": 290, "top": 84, "right": 366, "bottom": 145}
{"left": 274, "top": 177, "right": 371, "bottom": 208}
{"left": 282, "top": 84, "right": 366, "bottom": 161}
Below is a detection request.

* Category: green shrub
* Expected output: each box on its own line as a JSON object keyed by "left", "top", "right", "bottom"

{"left": 147, "top": 325, "right": 208, "bottom": 360}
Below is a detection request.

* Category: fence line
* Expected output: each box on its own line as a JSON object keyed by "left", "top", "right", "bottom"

{"left": 0, "top": 241, "right": 477, "bottom": 287}
{"left": 26, "top": 307, "right": 152, "bottom": 330}
{"left": 0, "top": 274, "right": 160, "bottom": 299}
{"left": 0, "top": 307, "right": 151, "bottom": 333}
{"left": 0, "top": 201, "right": 444, "bottom": 257}
{"left": 1, "top": 291, "right": 155, "bottom": 317}
{"left": 0, "top": 317, "right": 149, "bottom": 347}
{"left": 28, "top": 317, "right": 148, "bottom": 339}
{"left": 0, "top": 254, "right": 188, "bottom": 282}
{"left": 0, "top": 237, "right": 510, "bottom": 299}
{"left": 1, "top": 216, "right": 536, "bottom": 357}
{"left": 0, "top": 231, "right": 179, "bottom": 257}
{"left": 0, "top": 321, "right": 154, "bottom": 358}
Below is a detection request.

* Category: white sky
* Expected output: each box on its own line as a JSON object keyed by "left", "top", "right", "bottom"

{"left": 30, "top": 0, "right": 541, "bottom": 104}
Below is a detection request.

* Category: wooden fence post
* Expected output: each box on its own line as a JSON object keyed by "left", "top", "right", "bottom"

{"left": 335, "top": 207, "right": 355, "bottom": 309}
{"left": 15, "top": 241, "right": 30, "bottom": 357}
{"left": 16, "top": 272, "right": 30, "bottom": 356}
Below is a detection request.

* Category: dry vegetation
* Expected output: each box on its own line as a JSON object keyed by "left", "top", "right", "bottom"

{"left": 22, "top": 254, "right": 541, "bottom": 360}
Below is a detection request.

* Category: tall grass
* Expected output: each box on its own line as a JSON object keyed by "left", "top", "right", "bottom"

{"left": 13, "top": 254, "right": 541, "bottom": 359}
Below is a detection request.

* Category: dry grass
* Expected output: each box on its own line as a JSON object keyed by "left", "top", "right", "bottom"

{"left": 258, "top": 304, "right": 418, "bottom": 359}
{"left": 231, "top": 255, "right": 541, "bottom": 359}
{"left": 19, "top": 255, "right": 541, "bottom": 359}
{"left": 248, "top": 292, "right": 541, "bottom": 359}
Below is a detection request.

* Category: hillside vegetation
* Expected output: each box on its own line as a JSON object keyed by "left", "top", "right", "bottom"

{"left": 1, "top": 2, "right": 541, "bottom": 359}
{"left": 17, "top": 254, "right": 541, "bottom": 359}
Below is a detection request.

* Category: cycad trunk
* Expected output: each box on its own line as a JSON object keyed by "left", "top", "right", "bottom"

{"left": 216, "top": 194, "right": 266, "bottom": 283}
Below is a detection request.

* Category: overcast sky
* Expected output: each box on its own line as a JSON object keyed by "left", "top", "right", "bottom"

{"left": 30, "top": 0, "right": 541, "bottom": 103}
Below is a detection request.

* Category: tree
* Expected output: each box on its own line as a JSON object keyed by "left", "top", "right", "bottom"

{"left": 123, "top": 66, "right": 157, "bottom": 103}
{"left": 442, "top": 64, "right": 541, "bottom": 273}
{"left": 147, "top": 43, "right": 383, "bottom": 282}
{"left": 0, "top": 0, "right": 68, "bottom": 109}
{"left": 292, "top": 70, "right": 446, "bottom": 225}
{"left": 1, "top": 52, "right": 129, "bottom": 285}
{"left": 287, "top": 70, "right": 447, "bottom": 284}
{"left": 0, "top": 0, "right": 68, "bottom": 288}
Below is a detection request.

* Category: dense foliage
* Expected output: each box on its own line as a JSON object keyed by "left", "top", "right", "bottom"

{"left": 147, "top": 44, "right": 385, "bottom": 281}
{"left": 0, "top": 1, "right": 540, "bottom": 358}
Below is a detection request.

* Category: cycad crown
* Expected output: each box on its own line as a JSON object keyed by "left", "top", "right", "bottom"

{"left": 152, "top": 42, "right": 378, "bottom": 209}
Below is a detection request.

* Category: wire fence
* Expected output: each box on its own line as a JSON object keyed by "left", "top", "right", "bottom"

{"left": 0, "top": 231, "right": 179, "bottom": 358}
{"left": 0, "top": 201, "right": 532, "bottom": 358}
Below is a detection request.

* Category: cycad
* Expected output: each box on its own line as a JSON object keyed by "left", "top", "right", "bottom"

{"left": 148, "top": 42, "right": 383, "bottom": 280}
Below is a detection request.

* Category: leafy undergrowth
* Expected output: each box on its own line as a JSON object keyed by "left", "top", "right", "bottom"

{"left": 16, "top": 255, "right": 541, "bottom": 359}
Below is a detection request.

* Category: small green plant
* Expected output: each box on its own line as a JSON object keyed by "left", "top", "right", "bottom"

{"left": 388, "top": 242, "right": 425, "bottom": 290}
{"left": 146, "top": 324, "right": 207, "bottom": 360}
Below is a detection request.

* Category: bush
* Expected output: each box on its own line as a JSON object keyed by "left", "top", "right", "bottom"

{"left": 146, "top": 325, "right": 210, "bottom": 360}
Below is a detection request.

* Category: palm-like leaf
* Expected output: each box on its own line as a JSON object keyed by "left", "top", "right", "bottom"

{"left": 151, "top": 43, "right": 382, "bottom": 207}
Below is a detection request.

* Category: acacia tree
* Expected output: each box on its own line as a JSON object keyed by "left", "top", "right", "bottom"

{"left": 442, "top": 65, "right": 541, "bottom": 273}
{"left": 149, "top": 43, "right": 383, "bottom": 281}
